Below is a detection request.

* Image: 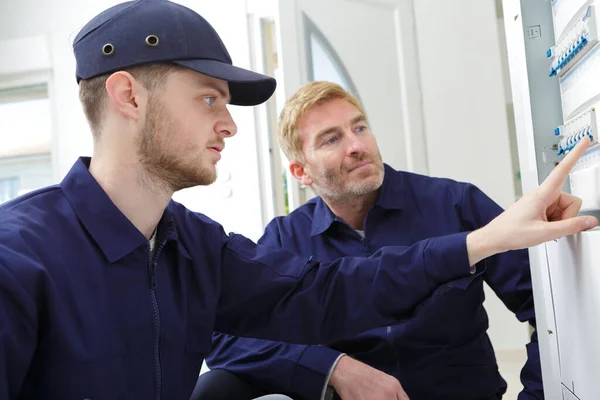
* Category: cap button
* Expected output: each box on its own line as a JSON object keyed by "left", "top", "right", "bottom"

{"left": 102, "top": 43, "right": 115, "bottom": 56}
{"left": 145, "top": 35, "right": 160, "bottom": 47}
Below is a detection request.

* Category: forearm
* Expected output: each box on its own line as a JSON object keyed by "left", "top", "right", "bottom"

{"left": 217, "top": 232, "right": 475, "bottom": 344}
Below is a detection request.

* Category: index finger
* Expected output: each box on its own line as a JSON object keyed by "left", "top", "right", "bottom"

{"left": 540, "top": 135, "right": 591, "bottom": 194}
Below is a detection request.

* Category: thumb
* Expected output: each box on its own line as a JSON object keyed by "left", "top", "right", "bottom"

{"left": 544, "top": 216, "right": 598, "bottom": 240}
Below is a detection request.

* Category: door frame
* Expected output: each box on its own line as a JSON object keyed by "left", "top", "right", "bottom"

{"left": 275, "top": 0, "right": 428, "bottom": 211}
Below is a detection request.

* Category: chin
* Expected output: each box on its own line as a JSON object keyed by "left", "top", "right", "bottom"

{"left": 356, "top": 174, "right": 383, "bottom": 191}
{"left": 195, "top": 172, "right": 216, "bottom": 186}
{"left": 203, "top": 164, "right": 218, "bottom": 184}
{"left": 176, "top": 164, "right": 215, "bottom": 188}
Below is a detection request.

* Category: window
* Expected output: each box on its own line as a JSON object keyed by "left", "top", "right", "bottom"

{"left": 0, "top": 177, "right": 19, "bottom": 203}
{"left": 0, "top": 84, "right": 53, "bottom": 203}
{"left": 303, "top": 13, "right": 362, "bottom": 103}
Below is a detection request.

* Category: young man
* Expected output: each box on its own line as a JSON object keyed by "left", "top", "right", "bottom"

{"left": 0, "top": 2, "right": 593, "bottom": 399}
{"left": 201, "top": 82, "right": 578, "bottom": 399}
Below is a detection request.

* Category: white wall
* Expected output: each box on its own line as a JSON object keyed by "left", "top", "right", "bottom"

{"left": 413, "top": 0, "right": 529, "bottom": 355}
{"left": 414, "top": 0, "right": 517, "bottom": 208}
{"left": 0, "top": 0, "right": 267, "bottom": 241}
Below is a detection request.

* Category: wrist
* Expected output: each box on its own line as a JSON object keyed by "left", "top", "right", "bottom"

{"left": 467, "top": 226, "right": 502, "bottom": 266}
{"left": 328, "top": 354, "right": 349, "bottom": 389}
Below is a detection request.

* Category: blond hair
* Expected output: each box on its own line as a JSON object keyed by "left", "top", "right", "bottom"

{"left": 278, "top": 81, "right": 365, "bottom": 162}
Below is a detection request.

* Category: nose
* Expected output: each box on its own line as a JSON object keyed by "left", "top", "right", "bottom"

{"left": 347, "top": 133, "right": 366, "bottom": 156}
{"left": 215, "top": 106, "right": 238, "bottom": 138}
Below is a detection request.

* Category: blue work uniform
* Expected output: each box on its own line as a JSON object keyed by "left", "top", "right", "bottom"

{"left": 0, "top": 158, "right": 476, "bottom": 399}
{"left": 208, "top": 164, "right": 541, "bottom": 400}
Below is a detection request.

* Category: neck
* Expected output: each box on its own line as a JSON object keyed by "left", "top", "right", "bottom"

{"left": 321, "top": 190, "right": 379, "bottom": 230}
{"left": 89, "top": 150, "right": 173, "bottom": 239}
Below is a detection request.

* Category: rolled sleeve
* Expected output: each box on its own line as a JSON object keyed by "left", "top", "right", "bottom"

{"left": 290, "top": 345, "right": 343, "bottom": 399}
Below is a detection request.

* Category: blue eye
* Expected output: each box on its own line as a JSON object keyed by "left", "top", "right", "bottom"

{"left": 325, "top": 136, "right": 338, "bottom": 145}
{"left": 203, "top": 97, "right": 216, "bottom": 106}
{"left": 355, "top": 125, "right": 367, "bottom": 133}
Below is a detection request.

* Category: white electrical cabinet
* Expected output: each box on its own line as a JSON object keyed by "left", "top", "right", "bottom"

{"left": 504, "top": 0, "right": 600, "bottom": 399}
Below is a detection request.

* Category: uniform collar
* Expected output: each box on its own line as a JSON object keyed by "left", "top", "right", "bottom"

{"left": 310, "top": 163, "right": 404, "bottom": 236}
{"left": 61, "top": 157, "right": 185, "bottom": 262}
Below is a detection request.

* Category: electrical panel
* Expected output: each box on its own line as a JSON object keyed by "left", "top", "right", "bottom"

{"left": 550, "top": 2, "right": 600, "bottom": 212}
{"left": 505, "top": 0, "right": 600, "bottom": 399}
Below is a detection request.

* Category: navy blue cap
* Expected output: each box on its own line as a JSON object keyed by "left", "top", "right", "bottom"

{"left": 73, "top": 0, "right": 276, "bottom": 106}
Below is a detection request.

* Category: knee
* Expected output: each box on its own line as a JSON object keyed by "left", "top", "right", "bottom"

{"left": 191, "top": 369, "right": 267, "bottom": 400}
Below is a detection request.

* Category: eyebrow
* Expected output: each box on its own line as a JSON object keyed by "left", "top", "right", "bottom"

{"left": 312, "top": 113, "right": 367, "bottom": 145}
{"left": 197, "top": 81, "right": 232, "bottom": 104}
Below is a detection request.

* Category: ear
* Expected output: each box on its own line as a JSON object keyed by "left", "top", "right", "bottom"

{"left": 289, "top": 161, "right": 313, "bottom": 186}
{"left": 105, "top": 71, "right": 148, "bottom": 122}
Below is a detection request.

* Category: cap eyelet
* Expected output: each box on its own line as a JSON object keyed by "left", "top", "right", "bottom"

{"left": 145, "top": 35, "right": 160, "bottom": 47}
{"left": 102, "top": 43, "right": 115, "bottom": 56}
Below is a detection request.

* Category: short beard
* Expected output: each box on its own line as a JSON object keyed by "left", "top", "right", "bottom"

{"left": 137, "top": 94, "right": 216, "bottom": 192}
{"left": 310, "top": 157, "right": 384, "bottom": 201}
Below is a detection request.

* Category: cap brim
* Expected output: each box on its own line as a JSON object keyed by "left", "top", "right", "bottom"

{"left": 173, "top": 59, "right": 276, "bottom": 106}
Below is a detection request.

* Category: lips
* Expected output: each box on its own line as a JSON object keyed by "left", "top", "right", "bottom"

{"left": 348, "top": 160, "right": 372, "bottom": 172}
{"left": 208, "top": 142, "right": 224, "bottom": 153}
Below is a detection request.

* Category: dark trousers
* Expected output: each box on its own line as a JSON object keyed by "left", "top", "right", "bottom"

{"left": 191, "top": 369, "right": 293, "bottom": 400}
{"left": 192, "top": 369, "right": 503, "bottom": 400}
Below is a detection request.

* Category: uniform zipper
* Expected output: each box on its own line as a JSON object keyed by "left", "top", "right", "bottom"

{"left": 149, "top": 239, "right": 166, "bottom": 400}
